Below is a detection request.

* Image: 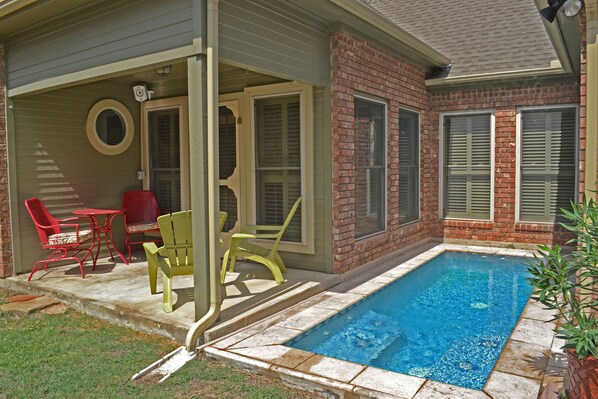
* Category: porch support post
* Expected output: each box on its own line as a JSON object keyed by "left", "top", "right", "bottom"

{"left": 187, "top": 54, "right": 211, "bottom": 319}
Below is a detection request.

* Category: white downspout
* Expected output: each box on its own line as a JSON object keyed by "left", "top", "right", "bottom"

{"left": 185, "top": 0, "right": 220, "bottom": 353}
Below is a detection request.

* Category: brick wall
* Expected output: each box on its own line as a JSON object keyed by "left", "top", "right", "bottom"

{"left": 330, "top": 30, "right": 435, "bottom": 273}
{"left": 430, "top": 82, "right": 580, "bottom": 246}
{"left": 0, "top": 42, "right": 13, "bottom": 277}
{"left": 330, "top": 29, "right": 581, "bottom": 275}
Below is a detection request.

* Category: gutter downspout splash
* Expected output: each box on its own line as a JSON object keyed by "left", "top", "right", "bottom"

{"left": 185, "top": 0, "right": 221, "bottom": 353}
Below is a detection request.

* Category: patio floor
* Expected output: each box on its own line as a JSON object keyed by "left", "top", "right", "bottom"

{"left": 0, "top": 251, "right": 340, "bottom": 342}
{"left": 201, "top": 244, "right": 568, "bottom": 399}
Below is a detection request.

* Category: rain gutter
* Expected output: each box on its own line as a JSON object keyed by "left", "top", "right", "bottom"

{"left": 425, "top": 65, "right": 570, "bottom": 89}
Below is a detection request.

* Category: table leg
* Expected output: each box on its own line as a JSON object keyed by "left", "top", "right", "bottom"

{"left": 107, "top": 213, "right": 129, "bottom": 265}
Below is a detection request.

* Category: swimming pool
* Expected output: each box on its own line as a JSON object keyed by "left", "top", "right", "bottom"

{"left": 285, "top": 251, "right": 533, "bottom": 390}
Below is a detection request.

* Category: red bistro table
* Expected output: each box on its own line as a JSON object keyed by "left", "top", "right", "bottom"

{"left": 72, "top": 208, "right": 129, "bottom": 265}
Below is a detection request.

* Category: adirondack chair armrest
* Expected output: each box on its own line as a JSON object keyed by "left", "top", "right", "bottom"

{"left": 240, "top": 224, "right": 283, "bottom": 233}
{"left": 143, "top": 242, "right": 161, "bottom": 256}
{"left": 231, "top": 232, "right": 280, "bottom": 240}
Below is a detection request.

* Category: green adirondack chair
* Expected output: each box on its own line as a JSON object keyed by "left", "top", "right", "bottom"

{"left": 144, "top": 210, "right": 227, "bottom": 312}
{"left": 220, "top": 196, "right": 301, "bottom": 285}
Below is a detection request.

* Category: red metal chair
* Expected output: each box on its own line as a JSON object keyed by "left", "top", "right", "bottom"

{"left": 25, "top": 198, "right": 96, "bottom": 280}
{"left": 122, "top": 190, "right": 163, "bottom": 262}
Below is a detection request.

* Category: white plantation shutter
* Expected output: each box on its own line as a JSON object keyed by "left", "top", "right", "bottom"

{"left": 443, "top": 114, "right": 491, "bottom": 220}
{"left": 520, "top": 108, "right": 576, "bottom": 222}
{"left": 399, "top": 109, "right": 419, "bottom": 224}
{"left": 149, "top": 110, "right": 181, "bottom": 211}
{"left": 355, "top": 97, "right": 386, "bottom": 238}
{"left": 255, "top": 95, "right": 302, "bottom": 242}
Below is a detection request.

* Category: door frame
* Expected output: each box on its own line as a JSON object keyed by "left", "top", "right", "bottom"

{"left": 141, "top": 96, "right": 190, "bottom": 210}
{"left": 218, "top": 99, "right": 242, "bottom": 247}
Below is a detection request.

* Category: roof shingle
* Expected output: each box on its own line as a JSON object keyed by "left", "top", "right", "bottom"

{"left": 364, "top": 0, "right": 558, "bottom": 77}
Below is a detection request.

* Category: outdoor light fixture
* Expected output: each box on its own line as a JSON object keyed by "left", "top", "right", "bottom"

{"left": 562, "top": 0, "right": 583, "bottom": 16}
{"left": 155, "top": 64, "right": 172, "bottom": 77}
{"left": 540, "top": 0, "right": 583, "bottom": 23}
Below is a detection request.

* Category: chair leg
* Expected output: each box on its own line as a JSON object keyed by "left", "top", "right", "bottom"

{"left": 220, "top": 250, "right": 230, "bottom": 284}
{"left": 147, "top": 261, "right": 158, "bottom": 295}
{"left": 28, "top": 259, "right": 46, "bottom": 281}
{"left": 162, "top": 272, "right": 173, "bottom": 313}
{"left": 229, "top": 256, "right": 237, "bottom": 273}
{"left": 274, "top": 252, "right": 287, "bottom": 272}
{"left": 264, "top": 259, "right": 285, "bottom": 284}
{"left": 76, "top": 258, "right": 85, "bottom": 279}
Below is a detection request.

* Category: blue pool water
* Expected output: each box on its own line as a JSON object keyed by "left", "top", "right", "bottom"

{"left": 285, "top": 252, "right": 533, "bottom": 390}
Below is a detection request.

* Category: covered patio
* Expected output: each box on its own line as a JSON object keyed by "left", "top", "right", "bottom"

{"left": 0, "top": 250, "right": 339, "bottom": 343}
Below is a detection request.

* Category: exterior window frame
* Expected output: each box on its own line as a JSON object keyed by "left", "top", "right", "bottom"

{"left": 398, "top": 106, "right": 421, "bottom": 226}
{"left": 245, "top": 83, "right": 314, "bottom": 254}
{"left": 354, "top": 93, "right": 388, "bottom": 239}
{"left": 515, "top": 104, "right": 579, "bottom": 224}
{"left": 439, "top": 110, "right": 495, "bottom": 222}
{"left": 141, "top": 96, "right": 190, "bottom": 211}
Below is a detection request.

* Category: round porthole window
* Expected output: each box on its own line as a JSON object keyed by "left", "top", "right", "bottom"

{"left": 86, "top": 99, "right": 134, "bottom": 155}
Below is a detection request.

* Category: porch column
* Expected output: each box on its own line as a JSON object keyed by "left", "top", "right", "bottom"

{"left": 188, "top": 54, "right": 212, "bottom": 319}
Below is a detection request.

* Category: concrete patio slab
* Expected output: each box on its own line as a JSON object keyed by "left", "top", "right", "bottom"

{"left": 0, "top": 252, "right": 340, "bottom": 343}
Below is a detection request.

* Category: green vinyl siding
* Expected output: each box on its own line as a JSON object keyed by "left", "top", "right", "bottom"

{"left": 519, "top": 107, "right": 577, "bottom": 223}
{"left": 6, "top": 0, "right": 194, "bottom": 90}
{"left": 443, "top": 114, "right": 492, "bottom": 220}
{"left": 219, "top": 0, "right": 329, "bottom": 85}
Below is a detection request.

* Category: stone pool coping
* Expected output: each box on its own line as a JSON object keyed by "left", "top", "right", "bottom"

{"left": 202, "top": 244, "right": 566, "bottom": 399}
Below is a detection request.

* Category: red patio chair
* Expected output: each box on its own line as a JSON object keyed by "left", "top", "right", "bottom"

{"left": 122, "top": 190, "right": 163, "bottom": 262}
{"left": 25, "top": 198, "right": 95, "bottom": 280}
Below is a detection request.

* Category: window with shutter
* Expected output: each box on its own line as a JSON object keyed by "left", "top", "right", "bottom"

{"left": 443, "top": 113, "right": 492, "bottom": 220}
{"left": 149, "top": 109, "right": 181, "bottom": 212}
{"left": 255, "top": 95, "right": 302, "bottom": 242}
{"left": 519, "top": 107, "right": 577, "bottom": 223}
{"left": 399, "top": 109, "right": 419, "bottom": 225}
{"left": 354, "top": 97, "right": 386, "bottom": 238}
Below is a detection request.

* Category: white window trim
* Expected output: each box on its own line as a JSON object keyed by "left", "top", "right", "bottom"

{"left": 353, "top": 93, "right": 388, "bottom": 240}
{"left": 141, "top": 96, "right": 190, "bottom": 210}
{"left": 515, "top": 104, "right": 579, "bottom": 224}
{"left": 243, "top": 82, "right": 315, "bottom": 254}
{"left": 398, "top": 106, "right": 422, "bottom": 226}
{"left": 439, "top": 110, "right": 495, "bottom": 222}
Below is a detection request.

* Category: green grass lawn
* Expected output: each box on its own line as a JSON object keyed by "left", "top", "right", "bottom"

{"left": 0, "top": 289, "right": 320, "bottom": 399}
